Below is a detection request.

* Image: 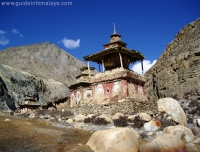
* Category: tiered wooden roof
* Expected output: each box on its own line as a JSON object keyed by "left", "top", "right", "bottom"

{"left": 83, "top": 46, "right": 144, "bottom": 64}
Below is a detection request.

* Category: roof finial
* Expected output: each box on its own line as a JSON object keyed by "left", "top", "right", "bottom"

{"left": 113, "top": 23, "right": 116, "bottom": 34}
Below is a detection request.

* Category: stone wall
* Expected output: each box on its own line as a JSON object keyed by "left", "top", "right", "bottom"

{"left": 145, "top": 19, "right": 200, "bottom": 101}
{"left": 68, "top": 98, "right": 157, "bottom": 116}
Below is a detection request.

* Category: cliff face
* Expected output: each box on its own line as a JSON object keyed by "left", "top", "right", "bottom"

{"left": 0, "top": 42, "right": 86, "bottom": 110}
{"left": 145, "top": 19, "right": 200, "bottom": 101}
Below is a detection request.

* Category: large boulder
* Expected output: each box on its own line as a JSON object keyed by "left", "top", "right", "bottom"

{"left": 87, "top": 128, "right": 138, "bottom": 152}
{"left": 157, "top": 98, "right": 187, "bottom": 125}
{"left": 140, "top": 134, "right": 186, "bottom": 152}
{"left": 163, "top": 125, "right": 194, "bottom": 142}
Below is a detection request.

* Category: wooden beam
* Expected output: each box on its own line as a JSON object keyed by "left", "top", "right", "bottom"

{"left": 119, "top": 53, "right": 123, "bottom": 68}
{"left": 102, "top": 60, "right": 105, "bottom": 72}
{"left": 87, "top": 61, "right": 91, "bottom": 77}
{"left": 141, "top": 60, "right": 144, "bottom": 76}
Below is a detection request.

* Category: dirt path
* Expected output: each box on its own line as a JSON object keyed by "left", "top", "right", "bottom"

{"left": 0, "top": 115, "right": 93, "bottom": 152}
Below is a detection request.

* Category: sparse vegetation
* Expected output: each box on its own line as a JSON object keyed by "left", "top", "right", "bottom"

{"left": 113, "top": 116, "right": 128, "bottom": 127}
{"left": 191, "top": 127, "right": 199, "bottom": 136}
{"left": 84, "top": 116, "right": 96, "bottom": 123}
{"left": 92, "top": 117, "right": 108, "bottom": 125}
{"left": 35, "top": 109, "right": 73, "bottom": 118}
{"left": 158, "top": 119, "right": 176, "bottom": 131}
{"left": 139, "top": 131, "right": 148, "bottom": 139}
{"left": 130, "top": 115, "right": 146, "bottom": 128}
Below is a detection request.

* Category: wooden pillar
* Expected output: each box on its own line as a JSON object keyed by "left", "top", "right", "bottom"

{"left": 99, "top": 64, "right": 101, "bottom": 72}
{"left": 102, "top": 60, "right": 105, "bottom": 72}
{"left": 87, "top": 61, "right": 91, "bottom": 77}
{"left": 119, "top": 53, "right": 123, "bottom": 68}
{"left": 141, "top": 60, "right": 144, "bottom": 76}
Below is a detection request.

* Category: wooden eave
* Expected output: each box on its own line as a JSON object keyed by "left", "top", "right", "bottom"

{"left": 76, "top": 73, "right": 94, "bottom": 79}
{"left": 83, "top": 47, "right": 145, "bottom": 64}
{"left": 69, "top": 82, "right": 91, "bottom": 90}
{"left": 103, "top": 41, "right": 127, "bottom": 47}
{"left": 80, "top": 66, "right": 95, "bottom": 71}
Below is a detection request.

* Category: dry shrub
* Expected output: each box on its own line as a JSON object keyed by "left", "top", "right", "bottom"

{"left": 92, "top": 117, "right": 108, "bottom": 125}
{"left": 60, "top": 111, "right": 73, "bottom": 117}
{"left": 158, "top": 119, "right": 176, "bottom": 131}
{"left": 131, "top": 115, "right": 146, "bottom": 128}
{"left": 139, "top": 131, "right": 148, "bottom": 139}
{"left": 191, "top": 127, "right": 199, "bottom": 136}
{"left": 187, "top": 117, "right": 193, "bottom": 124}
{"left": 188, "top": 100, "right": 199, "bottom": 107}
{"left": 113, "top": 116, "right": 128, "bottom": 127}
{"left": 84, "top": 116, "right": 96, "bottom": 123}
{"left": 188, "top": 109, "right": 197, "bottom": 115}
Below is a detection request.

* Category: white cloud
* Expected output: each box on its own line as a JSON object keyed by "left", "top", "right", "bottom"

{"left": 0, "top": 36, "right": 9, "bottom": 45}
{"left": 60, "top": 37, "right": 80, "bottom": 49}
{"left": 132, "top": 60, "right": 157, "bottom": 75}
{"left": 12, "top": 28, "right": 23, "bottom": 37}
{"left": 0, "top": 30, "right": 6, "bottom": 35}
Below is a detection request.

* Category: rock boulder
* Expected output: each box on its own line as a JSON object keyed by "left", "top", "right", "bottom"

{"left": 87, "top": 128, "right": 138, "bottom": 152}
{"left": 157, "top": 98, "right": 187, "bottom": 125}
{"left": 141, "top": 134, "right": 186, "bottom": 152}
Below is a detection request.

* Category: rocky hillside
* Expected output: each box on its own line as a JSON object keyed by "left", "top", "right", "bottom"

{"left": 0, "top": 42, "right": 86, "bottom": 110}
{"left": 0, "top": 42, "right": 85, "bottom": 86}
{"left": 145, "top": 19, "right": 200, "bottom": 101}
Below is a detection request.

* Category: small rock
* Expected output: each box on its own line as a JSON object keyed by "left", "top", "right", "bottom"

{"left": 78, "top": 143, "right": 82, "bottom": 146}
{"left": 193, "top": 138, "right": 200, "bottom": 144}
{"left": 193, "top": 119, "right": 197, "bottom": 124}
{"left": 112, "top": 112, "right": 124, "bottom": 120}
{"left": 74, "top": 123, "right": 84, "bottom": 130}
{"left": 144, "top": 120, "right": 161, "bottom": 131}
{"left": 146, "top": 132, "right": 154, "bottom": 136}
{"left": 66, "top": 118, "right": 73, "bottom": 123}
{"left": 39, "top": 115, "right": 44, "bottom": 119}
{"left": 139, "top": 113, "right": 151, "bottom": 121}
{"left": 97, "top": 114, "right": 112, "bottom": 123}
{"left": 128, "top": 115, "right": 137, "bottom": 121}
{"left": 86, "top": 114, "right": 94, "bottom": 118}
{"left": 197, "top": 118, "right": 200, "bottom": 127}
{"left": 29, "top": 113, "right": 35, "bottom": 118}
{"left": 5, "top": 119, "right": 10, "bottom": 122}
{"left": 73, "top": 114, "right": 87, "bottom": 122}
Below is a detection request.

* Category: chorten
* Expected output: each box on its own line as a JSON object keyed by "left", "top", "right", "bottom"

{"left": 83, "top": 24, "right": 144, "bottom": 71}
{"left": 69, "top": 25, "right": 146, "bottom": 105}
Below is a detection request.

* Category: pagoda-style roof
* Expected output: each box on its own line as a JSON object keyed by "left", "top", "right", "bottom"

{"left": 83, "top": 46, "right": 144, "bottom": 64}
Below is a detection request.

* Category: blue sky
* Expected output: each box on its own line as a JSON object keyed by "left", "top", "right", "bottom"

{"left": 0, "top": 0, "right": 200, "bottom": 73}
